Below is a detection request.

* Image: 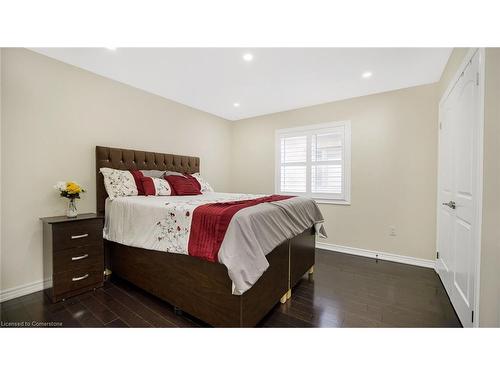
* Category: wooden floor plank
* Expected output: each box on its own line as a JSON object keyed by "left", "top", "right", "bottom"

{"left": 78, "top": 293, "right": 118, "bottom": 325}
{"left": 110, "top": 277, "right": 201, "bottom": 327}
{"left": 0, "top": 249, "right": 461, "bottom": 328}
{"left": 105, "top": 318, "right": 129, "bottom": 328}
{"left": 103, "top": 285, "right": 176, "bottom": 327}
{"left": 93, "top": 289, "right": 152, "bottom": 328}
{"left": 64, "top": 299, "right": 104, "bottom": 327}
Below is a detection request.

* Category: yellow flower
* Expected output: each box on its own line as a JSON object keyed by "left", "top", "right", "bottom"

{"left": 66, "top": 182, "right": 82, "bottom": 194}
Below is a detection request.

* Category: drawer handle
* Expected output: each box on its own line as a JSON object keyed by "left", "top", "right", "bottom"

{"left": 71, "top": 254, "right": 89, "bottom": 261}
{"left": 71, "top": 233, "right": 89, "bottom": 239}
{"left": 72, "top": 273, "right": 89, "bottom": 282}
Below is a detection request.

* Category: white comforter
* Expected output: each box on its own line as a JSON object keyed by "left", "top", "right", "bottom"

{"left": 104, "top": 192, "right": 326, "bottom": 294}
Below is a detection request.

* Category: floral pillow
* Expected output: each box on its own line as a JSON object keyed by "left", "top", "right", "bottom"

{"left": 191, "top": 173, "right": 214, "bottom": 193}
{"left": 141, "top": 177, "right": 172, "bottom": 196}
{"left": 100, "top": 168, "right": 138, "bottom": 200}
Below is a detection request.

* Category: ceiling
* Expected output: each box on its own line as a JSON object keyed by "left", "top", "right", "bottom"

{"left": 31, "top": 48, "right": 451, "bottom": 121}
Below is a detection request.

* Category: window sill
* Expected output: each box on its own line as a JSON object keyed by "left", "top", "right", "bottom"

{"left": 314, "top": 199, "right": 351, "bottom": 206}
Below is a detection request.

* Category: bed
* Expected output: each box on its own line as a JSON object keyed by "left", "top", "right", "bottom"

{"left": 96, "top": 146, "right": 321, "bottom": 327}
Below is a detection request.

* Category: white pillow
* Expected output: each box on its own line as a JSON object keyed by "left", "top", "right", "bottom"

{"left": 192, "top": 173, "right": 214, "bottom": 193}
{"left": 140, "top": 169, "right": 166, "bottom": 178}
{"left": 164, "top": 170, "right": 184, "bottom": 177}
{"left": 100, "top": 167, "right": 138, "bottom": 200}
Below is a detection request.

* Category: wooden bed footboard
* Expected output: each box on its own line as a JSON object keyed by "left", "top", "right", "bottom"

{"left": 106, "top": 227, "right": 315, "bottom": 327}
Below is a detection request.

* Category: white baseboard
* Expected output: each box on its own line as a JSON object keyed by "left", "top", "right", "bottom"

{"left": 317, "top": 242, "right": 436, "bottom": 269}
{"left": 0, "top": 278, "right": 52, "bottom": 303}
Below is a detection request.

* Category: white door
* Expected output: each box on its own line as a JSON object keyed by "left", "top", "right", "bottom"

{"left": 437, "top": 50, "right": 482, "bottom": 328}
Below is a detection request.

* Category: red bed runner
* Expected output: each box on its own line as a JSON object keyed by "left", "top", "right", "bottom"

{"left": 188, "top": 195, "right": 293, "bottom": 262}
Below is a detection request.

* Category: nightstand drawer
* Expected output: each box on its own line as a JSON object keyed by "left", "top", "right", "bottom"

{"left": 53, "top": 245, "right": 103, "bottom": 273}
{"left": 52, "top": 219, "right": 103, "bottom": 251}
{"left": 52, "top": 267, "right": 103, "bottom": 296}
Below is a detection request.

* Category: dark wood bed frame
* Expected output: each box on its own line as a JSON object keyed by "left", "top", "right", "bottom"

{"left": 96, "top": 146, "right": 315, "bottom": 327}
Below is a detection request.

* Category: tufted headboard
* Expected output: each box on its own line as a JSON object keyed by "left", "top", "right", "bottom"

{"left": 95, "top": 146, "right": 200, "bottom": 214}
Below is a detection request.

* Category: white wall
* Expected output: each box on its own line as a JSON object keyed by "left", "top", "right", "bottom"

{"left": 0, "top": 48, "right": 3, "bottom": 294}
{"left": 438, "top": 48, "right": 468, "bottom": 97}
{"left": 0, "top": 48, "right": 233, "bottom": 294}
{"left": 230, "top": 84, "right": 439, "bottom": 261}
{"left": 478, "top": 48, "right": 500, "bottom": 327}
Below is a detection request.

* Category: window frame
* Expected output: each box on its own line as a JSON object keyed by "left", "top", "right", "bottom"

{"left": 275, "top": 121, "right": 351, "bottom": 205}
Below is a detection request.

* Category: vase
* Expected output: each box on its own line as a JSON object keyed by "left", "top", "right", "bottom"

{"left": 66, "top": 198, "right": 78, "bottom": 218}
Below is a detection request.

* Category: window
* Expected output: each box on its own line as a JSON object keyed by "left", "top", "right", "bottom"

{"left": 275, "top": 121, "right": 351, "bottom": 204}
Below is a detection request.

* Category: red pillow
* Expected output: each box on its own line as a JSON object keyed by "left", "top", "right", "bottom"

{"left": 129, "top": 170, "right": 145, "bottom": 195}
{"left": 141, "top": 178, "right": 152, "bottom": 196}
{"left": 140, "top": 177, "right": 172, "bottom": 196}
{"left": 186, "top": 174, "right": 201, "bottom": 191}
{"left": 165, "top": 175, "right": 201, "bottom": 195}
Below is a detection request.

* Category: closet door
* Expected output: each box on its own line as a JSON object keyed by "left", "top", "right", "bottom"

{"left": 437, "top": 50, "right": 482, "bottom": 327}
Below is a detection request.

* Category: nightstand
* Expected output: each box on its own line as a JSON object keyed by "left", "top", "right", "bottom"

{"left": 41, "top": 213, "right": 104, "bottom": 302}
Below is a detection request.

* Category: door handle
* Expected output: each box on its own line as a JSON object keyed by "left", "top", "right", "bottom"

{"left": 442, "top": 201, "right": 456, "bottom": 209}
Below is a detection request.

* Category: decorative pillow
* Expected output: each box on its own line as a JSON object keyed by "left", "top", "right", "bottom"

{"left": 191, "top": 173, "right": 214, "bottom": 193}
{"left": 141, "top": 177, "right": 172, "bottom": 196}
{"left": 186, "top": 174, "right": 201, "bottom": 191}
{"left": 165, "top": 175, "right": 201, "bottom": 196}
{"left": 140, "top": 170, "right": 166, "bottom": 178}
{"left": 130, "top": 170, "right": 145, "bottom": 195}
{"left": 164, "top": 170, "right": 184, "bottom": 177}
{"left": 100, "top": 168, "right": 138, "bottom": 200}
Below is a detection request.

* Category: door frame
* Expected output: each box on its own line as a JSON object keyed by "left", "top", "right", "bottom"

{"left": 437, "top": 48, "right": 485, "bottom": 327}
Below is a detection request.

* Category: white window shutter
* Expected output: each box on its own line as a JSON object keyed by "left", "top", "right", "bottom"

{"left": 276, "top": 122, "right": 351, "bottom": 204}
{"left": 279, "top": 135, "right": 307, "bottom": 193}
{"left": 311, "top": 132, "right": 343, "bottom": 195}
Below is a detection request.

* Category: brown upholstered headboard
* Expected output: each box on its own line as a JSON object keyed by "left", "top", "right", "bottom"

{"left": 95, "top": 146, "right": 200, "bottom": 214}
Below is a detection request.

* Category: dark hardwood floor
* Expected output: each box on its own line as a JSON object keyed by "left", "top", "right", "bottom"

{"left": 0, "top": 249, "right": 461, "bottom": 328}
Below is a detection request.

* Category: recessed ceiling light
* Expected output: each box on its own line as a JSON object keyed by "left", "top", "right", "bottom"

{"left": 233, "top": 102, "right": 240, "bottom": 107}
{"left": 362, "top": 71, "right": 373, "bottom": 78}
{"left": 242, "top": 53, "right": 253, "bottom": 62}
